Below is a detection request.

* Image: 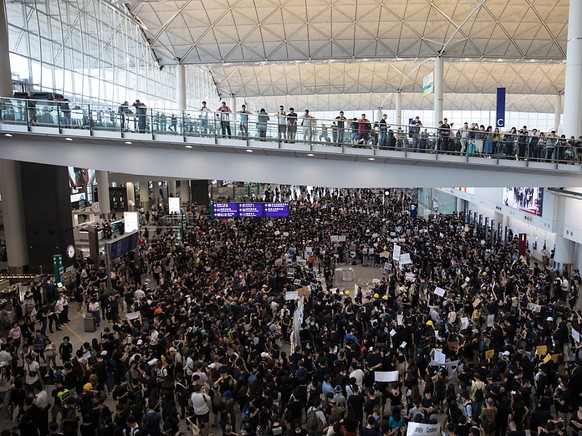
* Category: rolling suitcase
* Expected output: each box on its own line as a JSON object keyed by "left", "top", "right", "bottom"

{"left": 84, "top": 314, "right": 97, "bottom": 332}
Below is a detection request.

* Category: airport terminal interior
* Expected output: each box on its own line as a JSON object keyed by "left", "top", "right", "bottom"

{"left": 0, "top": 0, "right": 582, "bottom": 435}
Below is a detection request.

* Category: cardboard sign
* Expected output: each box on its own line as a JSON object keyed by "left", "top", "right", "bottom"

{"left": 487, "top": 314, "right": 495, "bottom": 328}
{"left": 485, "top": 349, "right": 495, "bottom": 360}
{"left": 536, "top": 345, "right": 547, "bottom": 355}
{"left": 399, "top": 253, "right": 412, "bottom": 265}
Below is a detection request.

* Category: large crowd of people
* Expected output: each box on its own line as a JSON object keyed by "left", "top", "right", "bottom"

{"left": 1, "top": 188, "right": 582, "bottom": 436}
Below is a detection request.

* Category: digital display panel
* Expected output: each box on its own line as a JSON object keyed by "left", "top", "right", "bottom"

{"left": 239, "top": 203, "right": 264, "bottom": 217}
{"left": 503, "top": 187, "right": 544, "bottom": 217}
{"left": 212, "top": 203, "right": 289, "bottom": 218}
{"left": 107, "top": 231, "right": 139, "bottom": 260}
{"left": 213, "top": 203, "right": 239, "bottom": 218}
{"left": 264, "top": 203, "right": 289, "bottom": 217}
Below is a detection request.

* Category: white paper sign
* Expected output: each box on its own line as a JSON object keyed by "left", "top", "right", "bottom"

{"left": 434, "top": 287, "right": 446, "bottom": 297}
{"left": 430, "top": 349, "right": 446, "bottom": 366}
{"left": 148, "top": 358, "right": 158, "bottom": 366}
{"left": 126, "top": 311, "right": 141, "bottom": 320}
{"left": 487, "top": 314, "right": 495, "bottom": 328}
{"left": 399, "top": 253, "right": 412, "bottom": 265}
{"left": 397, "top": 315, "right": 404, "bottom": 326}
{"left": 400, "top": 341, "right": 407, "bottom": 348}
{"left": 461, "top": 317, "right": 469, "bottom": 330}
{"left": 393, "top": 244, "right": 401, "bottom": 261}
{"left": 572, "top": 328, "right": 580, "bottom": 343}
{"left": 407, "top": 422, "right": 441, "bottom": 436}
{"left": 285, "top": 291, "right": 299, "bottom": 301}
{"left": 375, "top": 371, "right": 399, "bottom": 382}
{"left": 390, "top": 329, "right": 396, "bottom": 337}
{"left": 168, "top": 197, "right": 180, "bottom": 214}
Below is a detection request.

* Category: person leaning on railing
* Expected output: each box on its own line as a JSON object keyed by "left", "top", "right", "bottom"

{"left": 545, "top": 130, "right": 557, "bottom": 161}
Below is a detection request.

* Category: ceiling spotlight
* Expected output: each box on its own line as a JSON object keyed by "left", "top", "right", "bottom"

{"left": 4, "top": 133, "right": 12, "bottom": 137}
{"left": 307, "top": 153, "right": 314, "bottom": 157}
{"left": 185, "top": 145, "right": 192, "bottom": 149}
{"left": 65, "top": 137, "right": 73, "bottom": 141}
{"left": 125, "top": 141, "right": 132, "bottom": 145}
{"left": 368, "top": 157, "right": 375, "bottom": 161}
{"left": 245, "top": 149, "right": 253, "bottom": 153}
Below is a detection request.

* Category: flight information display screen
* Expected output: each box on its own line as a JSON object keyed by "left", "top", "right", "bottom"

{"left": 212, "top": 203, "right": 289, "bottom": 218}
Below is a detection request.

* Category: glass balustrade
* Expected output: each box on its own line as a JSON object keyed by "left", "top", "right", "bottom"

{"left": 1, "top": 97, "right": 580, "bottom": 166}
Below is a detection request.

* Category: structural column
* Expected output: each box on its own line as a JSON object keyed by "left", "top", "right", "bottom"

{"left": 176, "top": 64, "right": 186, "bottom": 112}
{"left": 563, "top": 0, "right": 582, "bottom": 138}
{"left": 152, "top": 182, "right": 160, "bottom": 211}
{"left": 554, "top": 195, "right": 574, "bottom": 273}
{"left": 0, "top": 0, "right": 28, "bottom": 272}
{"left": 126, "top": 182, "right": 135, "bottom": 211}
{"left": 434, "top": 56, "right": 444, "bottom": 127}
{"left": 0, "top": 160, "right": 28, "bottom": 272}
{"left": 139, "top": 181, "right": 150, "bottom": 211}
{"left": 180, "top": 180, "right": 190, "bottom": 204}
{"left": 395, "top": 91, "right": 402, "bottom": 128}
{"left": 554, "top": 92, "right": 563, "bottom": 133}
{"left": 96, "top": 170, "right": 111, "bottom": 217}
{"left": 168, "top": 179, "right": 176, "bottom": 198}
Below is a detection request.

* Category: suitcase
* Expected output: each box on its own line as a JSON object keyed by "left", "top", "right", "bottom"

{"left": 84, "top": 315, "right": 97, "bottom": 332}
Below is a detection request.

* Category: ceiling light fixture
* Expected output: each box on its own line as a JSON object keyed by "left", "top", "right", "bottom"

{"left": 246, "top": 149, "right": 253, "bottom": 153}
{"left": 307, "top": 153, "right": 314, "bottom": 157}
{"left": 65, "top": 137, "right": 73, "bottom": 141}
{"left": 185, "top": 145, "right": 192, "bottom": 149}
{"left": 125, "top": 141, "right": 132, "bottom": 145}
{"left": 4, "top": 133, "right": 12, "bottom": 137}
{"left": 368, "top": 157, "right": 375, "bottom": 161}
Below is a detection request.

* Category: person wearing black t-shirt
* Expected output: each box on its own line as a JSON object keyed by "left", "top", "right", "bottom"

{"left": 59, "top": 336, "right": 73, "bottom": 363}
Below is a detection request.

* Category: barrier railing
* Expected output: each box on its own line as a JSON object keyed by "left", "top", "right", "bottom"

{"left": 0, "top": 97, "right": 580, "bottom": 165}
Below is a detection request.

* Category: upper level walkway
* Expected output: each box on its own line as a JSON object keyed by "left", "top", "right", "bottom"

{"left": 0, "top": 98, "right": 581, "bottom": 188}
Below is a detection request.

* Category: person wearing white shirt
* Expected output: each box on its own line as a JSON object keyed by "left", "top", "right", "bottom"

{"left": 190, "top": 384, "right": 211, "bottom": 435}
{"left": 348, "top": 363, "right": 365, "bottom": 389}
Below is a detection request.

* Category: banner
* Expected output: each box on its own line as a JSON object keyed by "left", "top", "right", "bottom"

{"left": 496, "top": 87, "right": 506, "bottom": 128}
{"left": 407, "top": 422, "right": 440, "bottom": 436}
{"left": 423, "top": 72, "right": 434, "bottom": 96}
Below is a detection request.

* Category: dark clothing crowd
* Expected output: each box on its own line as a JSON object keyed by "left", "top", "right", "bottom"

{"left": 0, "top": 188, "right": 582, "bottom": 436}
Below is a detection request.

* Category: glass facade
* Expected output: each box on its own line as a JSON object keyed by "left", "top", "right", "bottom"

{"left": 6, "top": 0, "right": 219, "bottom": 110}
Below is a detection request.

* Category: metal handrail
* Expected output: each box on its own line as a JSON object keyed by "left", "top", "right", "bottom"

{"left": 0, "top": 96, "right": 580, "bottom": 166}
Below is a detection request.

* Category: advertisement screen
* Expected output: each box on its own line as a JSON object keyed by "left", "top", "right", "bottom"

{"left": 68, "top": 167, "right": 95, "bottom": 193}
{"left": 503, "top": 187, "right": 544, "bottom": 217}
{"left": 124, "top": 211, "right": 139, "bottom": 233}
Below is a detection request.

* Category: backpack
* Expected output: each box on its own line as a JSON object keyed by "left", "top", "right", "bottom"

{"left": 306, "top": 410, "right": 323, "bottom": 436}
{"left": 475, "top": 386, "right": 484, "bottom": 402}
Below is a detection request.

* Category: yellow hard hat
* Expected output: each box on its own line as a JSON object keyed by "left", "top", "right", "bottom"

{"left": 344, "top": 290, "right": 350, "bottom": 296}
{"left": 382, "top": 295, "right": 388, "bottom": 300}
{"left": 374, "top": 293, "right": 380, "bottom": 299}
{"left": 426, "top": 320, "right": 433, "bottom": 326}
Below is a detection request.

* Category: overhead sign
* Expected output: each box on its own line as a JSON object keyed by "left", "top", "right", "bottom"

{"left": 423, "top": 72, "right": 434, "bottom": 96}
{"left": 496, "top": 87, "right": 506, "bottom": 127}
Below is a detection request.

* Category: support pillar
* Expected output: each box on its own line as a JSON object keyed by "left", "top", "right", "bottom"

{"left": 168, "top": 179, "right": 176, "bottom": 198}
{"left": 152, "top": 182, "right": 160, "bottom": 211}
{"left": 563, "top": 0, "right": 582, "bottom": 138}
{"left": 0, "top": 160, "right": 28, "bottom": 272}
{"left": 434, "top": 56, "right": 444, "bottom": 128}
{"left": 126, "top": 182, "right": 135, "bottom": 211}
{"left": 176, "top": 64, "right": 186, "bottom": 112}
{"left": 376, "top": 109, "right": 383, "bottom": 125}
{"left": 554, "top": 195, "right": 575, "bottom": 273}
{"left": 96, "top": 170, "right": 110, "bottom": 217}
{"left": 395, "top": 91, "right": 402, "bottom": 128}
{"left": 554, "top": 93, "right": 563, "bottom": 133}
{"left": 139, "top": 181, "right": 150, "bottom": 212}
{"left": 456, "top": 197, "right": 465, "bottom": 214}
{"left": 180, "top": 180, "right": 190, "bottom": 204}
{"left": 0, "top": 0, "right": 12, "bottom": 98}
